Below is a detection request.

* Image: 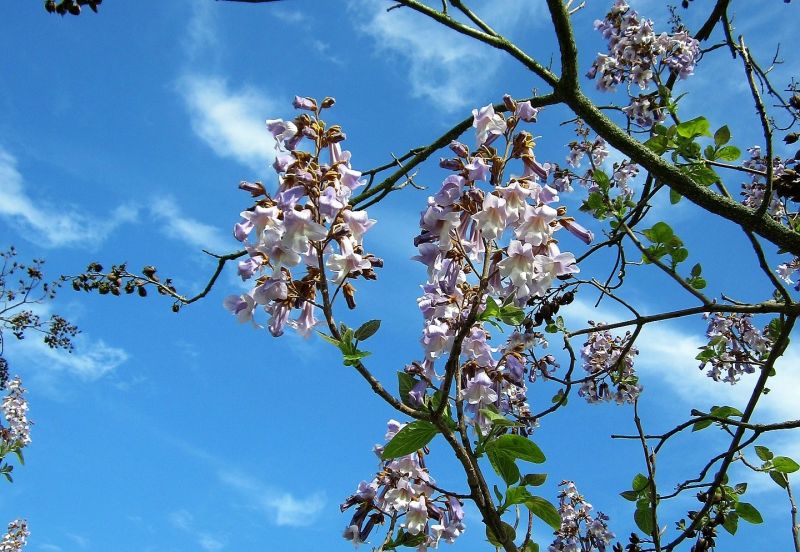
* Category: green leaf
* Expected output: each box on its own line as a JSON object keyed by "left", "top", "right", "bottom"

{"left": 670, "top": 247, "right": 689, "bottom": 265}
{"left": 692, "top": 418, "right": 714, "bottom": 431}
{"left": 670, "top": 188, "right": 682, "bottom": 204}
{"left": 632, "top": 473, "right": 650, "bottom": 492}
{"left": 716, "top": 146, "right": 741, "bottom": 162}
{"left": 382, "top": 421, "right": 438, "bottom": 460}
{"left": 480, "top": 407, "right": 519, "bottom": 427}
{"left": 772, "top": 456, "right": 800, "bottom": 473}
{"left": 343, "top": 350, "right": 371, "bottom": 365}
{"left": 643, "top": 222, "right": 674, "bottom": 244}
{"left": 734, "top": 482, "right": 748, "bottom": 495}
{"left": 525, "top": 496, "right": 562, "bottom": 530}
{"left": 644, "top": 135, "right": 669, "bottom": 155}
{"left": 486, "top": 447, "right": 520, "bottom": 486}
{"left": 479, "top": 296, "right": 501, "bottom": 321}
{"left": 714, "top": 125, "right": 731, "bottom": 146}
{"left": 499, "top": 304, "right": 525, "bottom": 326}
{"left": 676, "top": 116, "right": 711, "bottom": 139}
{"left": 770, "top": 470, "right": 789, "bottom": 489}
{"left": 620, "top": 490, "right": 639, "bottom": 501}
{"left": 680, "top": 164, "right": 719, "bottom": 186}
{"left": 398, "top": 371, "right": 419, "bottom": 406}
{"left": 354, "top": 319, "right": 381, "bottom": 341}
{"left": 634, "top": 505, "right": 654, "bottom": 535}
{"left": 491, "top": 434, "right": 546, "bottom": 464}
{"left": 593, "top": 169, "right": 611, "bottom": 191}
{"left": 690, "top": 277, "right": 707, "bottom": 290}
{"left": 691, "top": 263, "right": 702, "bottom": 277}
{"left": 316, "top": 331, "right": 341, "bottom": 347}
{"left": 522, "top": 542, "right": 540, "bottom": 552}
{"left": 710, "top": 405, "right": 743, "bottom": 418}
{"left": 12, "top": 449, "right": 23, "bottom": 466}
{"left": 722, "top": 512, "right": 739, "bottom": 535}
{"left": 505, "top": 486, "right": 533, "bottom": 507}
{"left": 736, "top": 502, "right": 763, "bottom": 524}
{"left": 755, "top": 446, "right": 773, "bottom": 461}
{"left": 520, "top": 473, "right": 547, "bottom": 487}
{"left": 486, "top": 521, "right": 516, "bottom": 547}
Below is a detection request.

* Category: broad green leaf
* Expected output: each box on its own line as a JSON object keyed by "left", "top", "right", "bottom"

{"left": 505, "top": 486, "right": 533, "bottom": 507}
{"left": 620, "top": 490, "right": 639, "bottom": 501}
{"left": 772, "top": 456, "right": 800, "bottom": 473}
{"left": 714, "top": 125, "right": 731, "bottom": 146}
{"left": 676, "top": 116, "right": 711, "bottom": 138}
{"left": 717, "top": 146, "right": 741, "bottom": 162}
{"left": 691, "top": 263, "right": 702, "bottom": 277}
{"left": 499, "top": 304, "right": 525, "bottom": 326}
{"left": 692, "top": 418, "right": 713, "bottom": 431}
{"left": 710, "top": 405, "right": 743, "bottom": 418}
{"left": 632, "top": 473, "right": 650, "bottom": 492}
{"left": 525, "top": 496, "right": 561, "bottom": 530}
{"left": 12, "top": 449, "right": 23, "bottom": 466}
{"left": 522, "top": 542, "right": 540, "bottom": 552}
{"left": 644, "top": 135, "right": 669, "bottom": 155}
{"left": 398, "top": 371, "right": 418, "bottom": 406}
{"left": 643, "top": 222, "right": 674, "bottom": 244}
{"left": 480, "top": 407, "right": 519, "bottom": 427}
{"left": 400, "top": 532, "right": 426, "bottom": 547}
{"left": 670, "top": 188, "right": 682, "bottom": 204}
{"left": 382, "top": 421, "right": 438, "bottom": 460}
{"left": 680, "top": 164, "right": 719, "bottom": 186}
{"left": 520, "top": 473, "right": 547, "bottom": 487}
{"left": 354, "top": 319, "right": 381, "bottom": 341}
{"left": 486, "top": 521, "right": 516, "bottom": 547}
{"left": 754, "top": 445, "right": 773, "bottom": 461}
{"left": 480, "top": 296, "right": 501, "bottom": 321}
{"left": 486, "top": 447, "right": 520, "bottom": 486}
{"left": 736, "top": 502, "right": 763, "bottom": 524}
{"left": 734, "top": 482, "right": 748, "bottom": 495}
{"left": 770, "top": 470, "right": 789, "bottom": 488}
{"left": 634, "top": 505, "right": 654, "bottom": 534}
{"left": 722, "top": 512, "right": 739, "bottom": 535}
{"left": 593, "top": 169, "right": 611, "bottom": 191}
{"left": 690, "top": 277, "right": 707, "bottom": 290}
{"left": 491, "top": 434, "right": 546, "bottom": 464}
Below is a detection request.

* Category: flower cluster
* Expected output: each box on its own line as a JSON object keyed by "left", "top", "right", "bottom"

{"left": 340, "top": 420, "right": 465, "bottom": 549}
{"left": 407, "top": 96, "right": 593, "bottom": 432}
{"left": 740, "top": 145, "right": 789, "bottom": 219}
{"left": 588, "top": 0, "right": 700, "bottom": 128}
{"left": 224, "top": 96, "right": 380, "bottom": 337}
{"left": 698, "top": 313, "right": 773, "bottom": 384}
{"left": 549, "top": 481, "right": 615, "bottom": 552}
{"left": 0, "top": 520, "right": 28, "bottom": 552}
{"left": 0, "top": 378, "right": 30, "bottom": 447}
{"left": 579, "top": 324, "right": 641, "bottom": 404}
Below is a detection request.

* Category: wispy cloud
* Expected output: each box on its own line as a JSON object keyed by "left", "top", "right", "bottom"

{"left": 176, "top": 75, "right": 279, "bottom": 172}
{"left": 183, "top": 2, "right": 218, "bottom": 61}
{"left": 169, "top": 510, "right": 226, "bottom": 552}
{"left": 348, "top": 0, "right": 546, "bottom": 110}
{"left": 149, "top": 196, "right": 231, "bottom": 253}
{"left": 0, "top": 147, "right": 138, "bottom": 249}
{"left": 218, "top": 469, "right": 325, "bottom": 527}
{"left": 270, "top": 7, "right": 308, "bottom": 24}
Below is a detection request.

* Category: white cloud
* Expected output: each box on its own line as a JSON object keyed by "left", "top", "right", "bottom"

{"left": 183, "top": 2, "right": 218, "bottom": 61}
{"left": 270, "top": 7, "right": 307, "bottom": 24}
{"left": 169, "top": 510, "right": 225, "bottom": 552}
{"left": 0, "top": 148, "right": 138, "bottom": 249}
{"left": 218, "top": 469, "right": 325, "bottom": 527}
{"left": 37, "top": 545, "right": 63, "bottom": 552}
{"left": 176, "top": 75, "right": 279, "bottom": 172}
{"left": 348, "top": 0, "right": 546, "bottom": 110}
{"left": 149, "top": 196, "right": 231, "bottom": 253}
{"left": 10, "top": 312, "right": 129, "bottom": 384}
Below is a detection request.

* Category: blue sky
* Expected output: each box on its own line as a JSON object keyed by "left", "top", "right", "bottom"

{"left": 1, "top": 1, "right": 799, "bottom": 551}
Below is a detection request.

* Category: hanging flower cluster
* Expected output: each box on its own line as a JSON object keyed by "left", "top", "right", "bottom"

{"left": 0, "top": 377, "right": 30, "bottom": 447}
{"left": 698, "top": 313, "right": 773, "bottom": 384}
{"left": 406, "top": 95, "right": 592, "bottom": 433}
{"left": 0, "top": 519, "right": 28, "bottom": 552}
{"left": 548, "top": 481, "right": 615, "bottom": 552}
{"left": 579, "top": 324, "right": 641, "bottom": 404}
{"left": 340, "top": 420, "right": 465, "bottom": 549}
{"left": 224, "top": 96, "right": 380, "bottom": 337}
{"left": 588, "top": 0, "right": 700, "bottom": 128}
{"left": 740, "top": 145, "right": 789, "bottom": 219}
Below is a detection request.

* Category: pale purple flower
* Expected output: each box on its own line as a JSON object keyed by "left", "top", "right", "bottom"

{"left": 223, "top": 293, "right": 257, "bottom": 325}
{"left": 1, "top": 378, "right": 30, "bottom": 447}
{"left": 326, "top": 236, "right": 371, "bottom": 284}
{"left": 465, "top": 157, "right": 490, "bottom": 182}
{"left": 472, "top": 194, "right": 508, "bottom": 241}
{"left": 237, "top": 257, "right": 262, "bottom": 280}
{"left": 405, "top": 496, "right": 429, "bottom": 535}
{"left": 515, "top": 100, "right": 538, "bottom": 122}
{"left": 515, "top": 204, "right": 557, "bottom": 246}
{"left": 292, "top": 95, "right": 317, "bottom": 111}
{"left": 472, "top": 104, "right": 507, "bottom": 146}
{"left": 288, "top": 301, "right": 319, "bottom": 338}
{"left": 421, "top": 320, "right": 454, "bottom": 360}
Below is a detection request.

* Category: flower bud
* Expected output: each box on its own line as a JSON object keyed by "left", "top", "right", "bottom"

{"left": 321, "top": 96, "right": 336, "bottom": 109}
{"left": 502, "top": 94, "right": 517, "bottom": 112}
{"left": 449, "top": 140, "right": 469, "bottom": 158}
{"left": 343, "top": 282, "right": 357, "bottom": 309}
{"left": 292, "top": 96, "right": 317, "bottom": 111}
